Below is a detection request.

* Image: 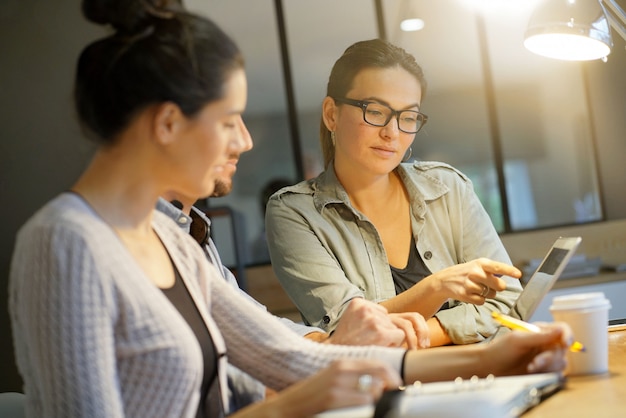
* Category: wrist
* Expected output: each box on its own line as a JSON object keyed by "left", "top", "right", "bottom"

{"left": 422, "top": 273, "right": 448, "bottom": 302}
{"left": 304, "top": 331, "right": 330, "bottom": 343}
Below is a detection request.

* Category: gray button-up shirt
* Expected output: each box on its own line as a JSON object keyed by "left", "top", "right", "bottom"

{"left": 266, "top": 161, "right": 522, "bottom": 344}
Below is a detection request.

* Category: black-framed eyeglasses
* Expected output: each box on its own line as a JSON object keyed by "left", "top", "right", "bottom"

{"left": 333, "top": 97, "right": 428, "bottom": 134}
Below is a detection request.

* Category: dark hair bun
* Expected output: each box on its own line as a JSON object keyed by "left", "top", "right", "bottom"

{"left": 81, "top": 0, "right": 181, "bottom": 33}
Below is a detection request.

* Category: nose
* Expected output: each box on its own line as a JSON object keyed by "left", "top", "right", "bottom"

{"left": 380, "top": 114, "right": 401, "bottom": 139}
{"left": 227, "top": 115, "right": 253, "bottom": 154}
{"left": 238, "top": 116, "right": 253, "bottom": 152}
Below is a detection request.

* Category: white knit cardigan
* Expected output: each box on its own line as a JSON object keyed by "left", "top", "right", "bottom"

{"left": 9, "top": 193, "right": 405, "bottom": 417}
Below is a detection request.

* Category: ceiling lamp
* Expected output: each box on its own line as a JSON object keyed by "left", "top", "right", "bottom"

{"left": 399, "top": 0, "right": 425, "bottom": 32}
{"left": 524, "top": 0, "right": 626, "bottom": 61}
{"left": 400, "top": 17, "right": 425, "bottom": 32}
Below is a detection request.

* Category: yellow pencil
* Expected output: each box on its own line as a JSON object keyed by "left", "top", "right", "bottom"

{"left": 491, "top": 311, "right": 585, "bottom": 352}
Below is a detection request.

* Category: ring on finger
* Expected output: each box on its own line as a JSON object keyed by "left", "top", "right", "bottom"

{"left": 357, "top": 374, "right": 373, "bottom": 392}
{"left": 480, "top": 284, "right": 490, "bottom": 297}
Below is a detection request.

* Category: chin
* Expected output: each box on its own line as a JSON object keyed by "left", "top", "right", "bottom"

{"left": 211, "top": 179, "right": 233, "bottom": 198}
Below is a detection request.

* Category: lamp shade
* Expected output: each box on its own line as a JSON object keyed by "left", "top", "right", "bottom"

{"left": 399, "top": 0, "right": 425, "bottom": 32}
{"left": 524, "top": 0, "right": 612, "bottom": 61}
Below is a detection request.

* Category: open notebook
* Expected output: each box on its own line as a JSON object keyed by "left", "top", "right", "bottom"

{"left": 314, "top": 373, "right": 564, "bottom": 418}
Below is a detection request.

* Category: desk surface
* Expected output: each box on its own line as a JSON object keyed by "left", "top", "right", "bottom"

{"left": 552, "top": 270, "right": 626, "bottom": 290}
{"left": 525, "top": 329, "right": 626, "bottom": 417}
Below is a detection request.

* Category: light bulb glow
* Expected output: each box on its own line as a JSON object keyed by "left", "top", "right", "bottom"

{"left": 524, "top": 33, "right": 611, "bottom": 60}
{"left": 400, "top": 18, "right": 425, "bottom": 32}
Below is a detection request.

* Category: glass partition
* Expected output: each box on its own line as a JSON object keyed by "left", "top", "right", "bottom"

{"left": 283, "top": 0, "right": 380, "bottom": 179}
{"left": 379, "top": 0, "right": 602, "bottom": 231}
{"left": 481, "top": 3, "right": 603, "bottom": 229}
{"left": 186, "top": 0, "right": 603, "bottom": 269}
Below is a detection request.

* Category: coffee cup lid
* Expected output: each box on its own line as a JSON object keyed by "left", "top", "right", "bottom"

{"left": 550, "top": 292, "right": 611, "bottom": 311}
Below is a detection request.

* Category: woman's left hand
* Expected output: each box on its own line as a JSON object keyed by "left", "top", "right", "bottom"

{"left": 485, "top": 321, "right": 573, "bottom": 376}
{"left": 247, "top": 359, "right": 401, "bottom": 418}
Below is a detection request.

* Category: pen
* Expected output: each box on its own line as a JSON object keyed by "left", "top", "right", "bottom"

{"left": 491, "top": 311, "right": 585, "bottom": 352}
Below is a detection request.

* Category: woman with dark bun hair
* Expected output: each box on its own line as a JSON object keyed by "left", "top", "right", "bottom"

{"left": 9, "top": 1, "right": 572, "bottom": 417}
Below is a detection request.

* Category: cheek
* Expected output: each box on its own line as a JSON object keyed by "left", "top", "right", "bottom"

{"left": 197, "top": 126, "right": 228, "bottom": 163}
{"left": 400, "top": 134, "right": 415, "bottom": 150}
{"left": 182, "top": 127, "right": 228, "bottom": 190}
{"left": 342, "top": 123, "right": 374, "bottom": 154}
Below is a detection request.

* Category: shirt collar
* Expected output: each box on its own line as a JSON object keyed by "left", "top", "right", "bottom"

{"left": 156, "top": 197, "right": 193, "bottom": 233}
{"left": 155, "top": 198, "right": 214, "bottom": 245}
{"left": 310, "top": 162, "right": 449, "bottom": 210}
{"left": 311, "top": 163, "right": 352, "bottom": 213}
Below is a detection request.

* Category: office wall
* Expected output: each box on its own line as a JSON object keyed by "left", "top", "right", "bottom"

{"left": 0, "top": 1, "right": 102, "bottom": 391}
{"left": 1, "top": 1, "right": 625, "bottom": 392}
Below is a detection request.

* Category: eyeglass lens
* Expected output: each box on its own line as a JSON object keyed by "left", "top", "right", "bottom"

{"left": 363, "top": 102, "right": 424, "bottom": 133}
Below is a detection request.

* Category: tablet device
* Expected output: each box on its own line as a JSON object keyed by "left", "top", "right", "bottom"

{"left": 492, "top": 236, "right": 582, "bottom": 338}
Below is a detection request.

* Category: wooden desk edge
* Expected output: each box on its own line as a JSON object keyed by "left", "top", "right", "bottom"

{"left": 524, "top": 329, "right": 626, "bottom": 417}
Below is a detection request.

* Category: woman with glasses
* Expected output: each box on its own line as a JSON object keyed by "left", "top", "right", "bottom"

{"left": 266, "top": 39, "right": 523, "bottom": 347}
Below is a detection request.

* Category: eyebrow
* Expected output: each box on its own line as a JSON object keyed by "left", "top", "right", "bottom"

{"left": 361, "top": 96, "right": 421, "bottom": 111}
{"left": 227, "top": 108, "right": 246, "bottom": 117}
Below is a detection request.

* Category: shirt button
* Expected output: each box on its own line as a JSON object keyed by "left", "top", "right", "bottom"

{"left": 322, "top": 315, "right": 330, "bottom": 324}
{"left": 424, "top": 251, "right": 432, "bottom": 260}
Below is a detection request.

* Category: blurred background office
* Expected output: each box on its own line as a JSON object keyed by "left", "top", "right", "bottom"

{"left": 2, "top": 0, "right": 625, "bottom": 392}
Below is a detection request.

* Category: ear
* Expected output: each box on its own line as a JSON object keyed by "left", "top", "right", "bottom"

{"left": 321, "top": 96, "right": 338, "bottom": 132}
{"left": 152, "top": 102, "right": 185, "bottom": 145}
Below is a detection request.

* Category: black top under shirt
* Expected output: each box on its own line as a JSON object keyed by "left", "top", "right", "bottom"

{"left": 161, "top": 267, "right": 224, "bottom": 418}
{"left": 390, "top": 236, "right": 449, "bottom": 310}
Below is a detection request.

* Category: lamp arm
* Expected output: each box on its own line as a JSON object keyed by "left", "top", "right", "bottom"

{"left": 602, "top": 0, "right": 626, "bottom": 42}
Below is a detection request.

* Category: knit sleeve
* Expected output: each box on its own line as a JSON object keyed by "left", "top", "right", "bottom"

{"left": 9, "top": 222, "right": 123, "bottom": 417}
{"left": 206, "top": 274, "right": 406, "bottom": 391}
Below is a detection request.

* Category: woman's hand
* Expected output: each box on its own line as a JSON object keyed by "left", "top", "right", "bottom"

{"left": 387, "top": 312, "right": 430, "bottom": 349}
{"left": 484, "top": 322, "right": 573, "bottom": 376}
{"left": 326, "top": 298, "right": 429, "bottom": 349}
{"left": 427, "top": 258, "right": 522, "bottom": 304}
{"left": 235, "top": 359, "right": 401, "bottom": 418}
{"left": 381, "top": 258, "right": 520, "bottom": 325}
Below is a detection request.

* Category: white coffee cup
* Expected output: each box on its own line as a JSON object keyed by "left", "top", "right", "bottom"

{"left": 549, "top": 292, "right": 611, "bottom": 375}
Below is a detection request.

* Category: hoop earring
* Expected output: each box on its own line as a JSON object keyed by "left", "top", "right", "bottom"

{"left": 402, "top": 147, "right": 413, "bottom": 162}
{"left": 331, "top": 131, "right": 336, "bottom": 147}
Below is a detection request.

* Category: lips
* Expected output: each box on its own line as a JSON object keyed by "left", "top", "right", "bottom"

{"left": 371, "top": 146, "right": 397, "bottom": 157}
{"left": 225, "top": 158, "right": 238, "bottom": 171}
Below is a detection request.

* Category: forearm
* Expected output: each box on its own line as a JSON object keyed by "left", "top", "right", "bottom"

{"left": 403, "top": 343, "right": 487, "bottom": 384}
{"left": 426, "top": 317, "right": 452, "bottom": 346}
{"left": 304, "top": 331, "right": 330, "bottom": 343}
{"left": 379, "top": 276, "right": 447, "bottom": 318}
{"left": 228, "top": 394, "right": 294, "bottom": 418}
{"left": 212, "top": 277, "right": 406, "bottom": 391}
